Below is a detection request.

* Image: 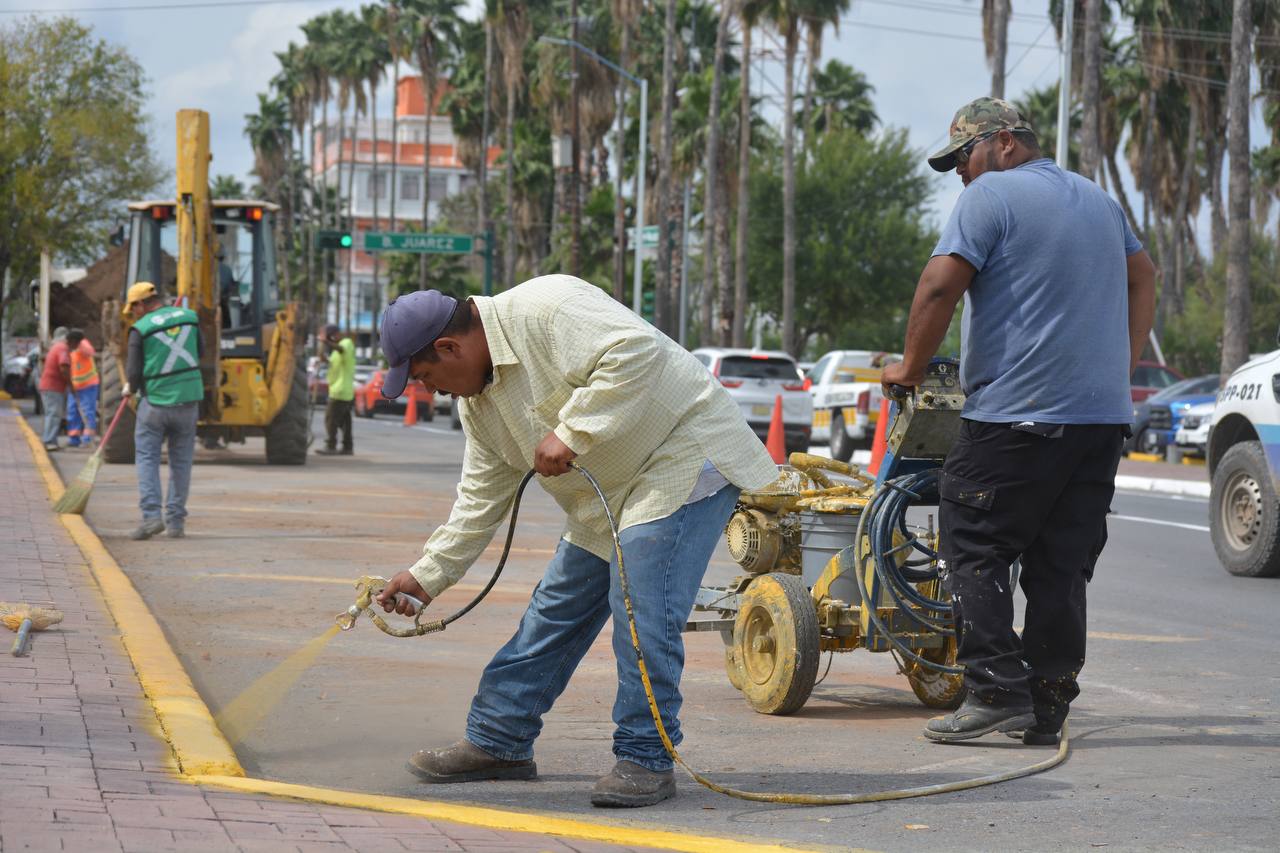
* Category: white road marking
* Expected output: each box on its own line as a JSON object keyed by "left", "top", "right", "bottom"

{"left": 364, "top": 419, "right": 461, "bottom": 437}
{"left": 1110, "top": 513, "right": 1210, "bottom": 533}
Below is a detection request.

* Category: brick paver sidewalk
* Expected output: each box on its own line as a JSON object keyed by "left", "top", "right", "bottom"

{"left": 0, "top": 407, "right": 662, "bottom": 853}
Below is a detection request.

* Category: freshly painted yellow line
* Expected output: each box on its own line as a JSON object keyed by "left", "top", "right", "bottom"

{"left": 11, "top": 405, "right": 828, "bottom": 852}
{"left": 1089, "top": 631, "right": 1201, "bottom": 643}
{"left": 1126, "top": 452, "right": 1163, "bottom": 463}
{"left": 1181, "top": 455, "right": 1206, "bottom": 466}
{"left": 15, "top": 409, "right": 244, "bottom": 777}
{"left": 189, "top": 775, "right": 825, "bottom": 853}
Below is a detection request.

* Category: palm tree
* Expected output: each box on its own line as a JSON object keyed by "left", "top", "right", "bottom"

{"left": 489, "top": 0, "right": 530, "bottom": 290}
{"left": 244, "top": 93, "right": 290, "bottom": 300}
{"left": 805, "top": 59, "right": 876, "bottom": 136}
{"left": 696, "top": 2, "right": 738, "bottom": 343}
{"left": 734, "top": 0, "right": 765, "bottom": 346}
{"left": 1223, "top": 0, "right": 1252, "bottom": 376}
{"left": 1077, "top": 0, "right": 1103, "bottom": 179}
{"left": 405, "top": 0, "right": 463, "bottom": 290}
{"left": 611, "top": 0, "right": 643, "bottom": 303}
{"left": 764, "top": 0, "right": 804, "bottom": 355}
{"left": 300, "top": 16, "right": 334, "bottom": 324}
{"left": 799, "top": 0, "right": 850, "bottom": 145}
{"left": 331, "top": 9, "right": 369, "bottom": 331}
{"left": 361, "top": 4, "right": 391, "bottom": 338}
{"left": 983, "top": 0, "right": 1011, "bottom": 98}
{"left": 654, "top": 0, "right": 678, "bottom": 333}
{"left": 379, "top": 2, "right": 412, "bottom": 237}
{"left": 272, "top": 43, "right": 309, "bottom": 301}
{"left": 211, "top": 174, "right": 246, "bottom": 198}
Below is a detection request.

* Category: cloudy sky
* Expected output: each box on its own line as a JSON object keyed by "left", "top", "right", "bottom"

{"left": 3, "top": 0, "right": 1263, "bottom": 234}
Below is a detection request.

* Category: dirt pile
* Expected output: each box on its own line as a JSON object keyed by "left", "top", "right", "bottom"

{"left": 50, "top": 243, "right": 175, "bottom": 348}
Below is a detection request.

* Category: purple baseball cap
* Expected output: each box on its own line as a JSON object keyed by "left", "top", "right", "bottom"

{"left": 378, "top": 290, "right": 459, "bottom": 399}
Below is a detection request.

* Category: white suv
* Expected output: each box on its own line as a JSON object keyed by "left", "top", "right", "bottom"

{"left": 1208, "top": 347, "right": 1280, "bottom": 577}
{"left": 691, "top": 348, "right": 814, "bottom": 455}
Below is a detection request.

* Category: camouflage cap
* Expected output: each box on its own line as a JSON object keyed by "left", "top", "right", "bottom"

{"left": 928, "top": 97, "right": 1036, "bottom": 172}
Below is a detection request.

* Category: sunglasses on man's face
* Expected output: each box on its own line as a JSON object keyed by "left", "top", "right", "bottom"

{"left": 954, "top": 130, "right": 1003, "bottom": 167}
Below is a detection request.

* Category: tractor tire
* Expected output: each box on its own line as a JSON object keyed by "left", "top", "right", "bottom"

{"left": 829, "top": 410, "right": 855, "bottom": 463}
{"left": 733, "top": 572, "right": 820, "bottom": 715}
{"left": 1210, "top": 441, "right": 1280, "bottom": 577}
{"left": 724, "top": 644, "right": 747, "bottom": 692}
{"left": 99, "top": 349, "right": 136, "bottom": 464}
{"left": 906, "top": 636, "right": 965, "bottom": 710}
{"left": 265, "top": 359, "right": 309, "bottom": 465}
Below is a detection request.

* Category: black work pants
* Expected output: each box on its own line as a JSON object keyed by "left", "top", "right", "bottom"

{"left": 324, "top": 399, "right": 353, "bottom": 450}
{"left": 939, "top": 419, "right": 1123, "bottom": 731}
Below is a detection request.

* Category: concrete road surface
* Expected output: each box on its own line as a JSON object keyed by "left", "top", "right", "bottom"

{"left": 40, "top": 412, "right": 1280, "bottom": 852}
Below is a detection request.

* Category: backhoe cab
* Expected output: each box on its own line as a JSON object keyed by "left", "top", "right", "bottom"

{"left": 99, "top": 109, "right": 309, "bottom": 465}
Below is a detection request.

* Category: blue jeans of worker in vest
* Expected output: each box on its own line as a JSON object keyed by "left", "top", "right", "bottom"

{"left": 134, "top": 399, "right": 198, "bottom": 528}
{"left": 464, "top": 484, "right": 740, "bottom": 772}
{"left": 66, "top": 384, "right": 100, "bottom": 446}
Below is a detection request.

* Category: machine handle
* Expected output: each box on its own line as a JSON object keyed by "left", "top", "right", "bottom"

{"left": 391, "top": 592, "right": 425, "bottom": 616}
{"left": 886, "top": 384, "right": 914, "bottom": 401}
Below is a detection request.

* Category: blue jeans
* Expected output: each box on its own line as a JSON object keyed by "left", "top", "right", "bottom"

{"left": 135, "top": 399, "right": 198, "bottom": 526}
{"left": 67, "top": 384, "right": 100, "bottom": 445}
{"left": 40, "top": 390, "right": 66, "bottom": 445}
{"left": 465, "top": 484, "right": 740, "bottom": 772}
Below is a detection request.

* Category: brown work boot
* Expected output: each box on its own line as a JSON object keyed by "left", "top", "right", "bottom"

{"left": 406, "top": 740, "right": 536, "bottom": 783}
{"left": 590, "top": 760, "right": 676, "bottom": 808}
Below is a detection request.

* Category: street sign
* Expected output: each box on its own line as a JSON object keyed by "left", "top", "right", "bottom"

{"left": 363, "top": 232, "right": 474, "bottom": 254}
{"left": 627, "top": 225, "right": 659, "bottom": 249}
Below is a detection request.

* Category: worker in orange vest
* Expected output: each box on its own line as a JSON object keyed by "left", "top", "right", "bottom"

{"left": 66, "top": 329, "right": 100, "bottom": 449}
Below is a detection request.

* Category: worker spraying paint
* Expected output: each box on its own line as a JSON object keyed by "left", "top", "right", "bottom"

{"left": 371, "top": 278, "right": 778, "bottom": 808}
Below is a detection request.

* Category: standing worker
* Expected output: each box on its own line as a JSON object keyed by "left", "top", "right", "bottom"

{"left": 373, "top": 278, "right": 778, "bottom": 807}
{"left": 36, "top": 327, "right": 75, "bottom": 451}
{"left": 881, "top": 97, "right": 1157, "bottom": 745}
{"left": 123, "top": 282, "right": 204, "bottom": 541}
{"left": 316, "top": 324, "right": 355, "bottom": 456}
{"left": 66, "top": 330, "right": 100, "bottom": 448}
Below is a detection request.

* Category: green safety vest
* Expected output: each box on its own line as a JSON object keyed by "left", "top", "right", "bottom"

{"left": 137, "top": 306, "right": 204, "bottom": 406}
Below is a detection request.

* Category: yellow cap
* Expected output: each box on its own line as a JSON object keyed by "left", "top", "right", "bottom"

{"left": 125, "top": 281, "right": 158, "bottom": 307}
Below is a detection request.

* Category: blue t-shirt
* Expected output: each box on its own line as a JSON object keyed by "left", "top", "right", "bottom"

{"left": 933, "top": 158, "right": 1142, "bottom": 424}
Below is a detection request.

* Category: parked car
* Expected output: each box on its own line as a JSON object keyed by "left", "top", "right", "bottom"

{"left": 3, "top": 352, "right": 35, "bottom": 399}
{"left": 1207, "top": 345, "right": 1280, "bottom": 577}
{"left": 1173, "top": 400, "right": 1214, "bottom": 458}
{"left": 307, "top": 358, "right": 376, "bottom": 405}
{"left": 1130, "top": 373, "right": 1220, "bottom": 455}
{"left": 353, "top": 369, "right": 436, "bottom": 420}
{"left": 805, "top": 350, "right": 900, "bottom": 462}
{"left": 691, "top": 347, "right": 813, "bottom": 455}
{"left": 1131, "top": 360, "right": 1184, "bottom": 402}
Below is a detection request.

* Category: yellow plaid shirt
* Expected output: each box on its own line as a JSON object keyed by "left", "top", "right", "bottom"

{"left": 407, "top": 275, "right": 778, "bottom": 597}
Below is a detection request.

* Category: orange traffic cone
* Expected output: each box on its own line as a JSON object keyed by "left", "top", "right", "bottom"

{"left": 403, "top": 392, "right": 418, "bottom": 427}
{"left": 765, "top": 394, "right": 787, "bottom": 464}
{"left": 868, "top": 398, "right": 891, "bottom": 475}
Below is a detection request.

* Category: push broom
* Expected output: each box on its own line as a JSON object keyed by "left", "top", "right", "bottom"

{"left": 52, "top": 397, "right": 130, "bottom": 515}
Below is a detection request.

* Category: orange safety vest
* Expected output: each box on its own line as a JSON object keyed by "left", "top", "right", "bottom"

{"left": 69, "top": 343, "right": 99, "bottom": 390}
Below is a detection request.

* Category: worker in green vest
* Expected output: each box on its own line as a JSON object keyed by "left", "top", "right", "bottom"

{"left": 316, "top": 323, "right": 356, "bottom": 455}
{"left": 123, "top": 282, "right": 204, "bottom": 540}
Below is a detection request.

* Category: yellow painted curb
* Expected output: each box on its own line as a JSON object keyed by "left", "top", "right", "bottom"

{"left": 1181, "top": 455, "right": 1206, "bottom": 466}
{"left": 1126, "top": 452, "right": 1162, "bottom": 463}
{"left": 9, "top": 404, "right": 829, "bottom": 853}
{"left": 191, "top": 775, "right": 823, "bottom": 853}
{"left": 13, "top": 407, "right": 244, "bottom": 777}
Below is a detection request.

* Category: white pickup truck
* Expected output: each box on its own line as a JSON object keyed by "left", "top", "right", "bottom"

{"left": 1208, "top": 347, "right": 1280, "bottom": 577}
{"left": 805, "top": 350, "right": 899, "bottom": 462}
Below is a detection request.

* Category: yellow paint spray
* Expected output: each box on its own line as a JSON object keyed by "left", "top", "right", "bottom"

{"left": 215, "top": 624, "right": 341, "bottom": 745}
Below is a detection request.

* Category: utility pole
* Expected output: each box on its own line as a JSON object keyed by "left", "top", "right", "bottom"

{"left": 569, "top": 0, "right": 581, "bottom": 276}
{"left": 1055, "top": 0, "right": 1076, "bottom": 169}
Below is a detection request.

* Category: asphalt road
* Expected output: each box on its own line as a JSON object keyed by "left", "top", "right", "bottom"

{"left": 38, "top": 411, "right": 1280, "bottom": 852}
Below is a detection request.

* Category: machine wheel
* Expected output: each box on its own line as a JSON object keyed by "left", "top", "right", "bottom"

{"left": 99, "top": 349, "right": 136, "bottom": 464}
{"left": 906, "top": 637, "right": 965, "bottom": 710}
{"left": 829, "top": 410, "right": 855, "bottom": 462}
{"left": 724, "top": 644, "right": 747, "bottom": 692}
{"left": 733, "top": 572, "right": 820, "bottom": 715}
{"left": 1211, "top": 441, "right": 1280, "bottom": 577}
{"left": 265, "top": 359, "right": 309, "bottom": 465}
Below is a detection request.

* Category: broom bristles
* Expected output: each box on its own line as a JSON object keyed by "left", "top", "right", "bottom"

{"left": 51, "top": 453, "right": 102, "bottom": 514}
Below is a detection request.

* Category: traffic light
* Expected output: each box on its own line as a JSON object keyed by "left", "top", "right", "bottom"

{"left": 317, "top": 230, "right": 353, "bottom": 250}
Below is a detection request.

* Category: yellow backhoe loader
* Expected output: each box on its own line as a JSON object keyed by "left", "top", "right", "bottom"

{"left": 99, "top": 109, "right": 309, "bottom": 464}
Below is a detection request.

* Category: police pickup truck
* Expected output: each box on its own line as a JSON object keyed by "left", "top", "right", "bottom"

{"left": 805, "top": 350, "right": 899, "bottom": 462}
{"left": 1208, "top": 347, "right": 1280, "bottom": 577}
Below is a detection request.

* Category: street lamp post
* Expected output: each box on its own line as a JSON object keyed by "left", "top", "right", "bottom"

{"left": 539, "top": 36, "right": 648, "bottom": 317}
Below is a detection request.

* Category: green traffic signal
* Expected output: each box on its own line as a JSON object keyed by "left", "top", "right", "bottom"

{"left": 317, "top": 230, "right": 353, "bottom": 250}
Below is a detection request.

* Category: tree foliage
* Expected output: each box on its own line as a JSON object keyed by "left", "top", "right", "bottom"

{"left": 747, "top": 128, "right": 937, "bottom": 357}
{"left": 0, "top": 16, "right": 161, "bottom": 326}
